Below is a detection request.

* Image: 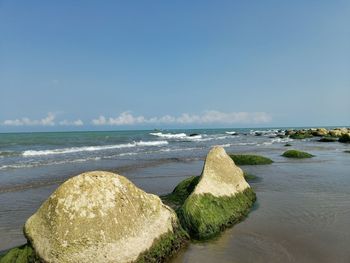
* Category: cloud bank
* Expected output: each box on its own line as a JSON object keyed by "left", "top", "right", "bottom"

{"left": 59, "top": 119, "right": 84, "bottom": 126}
{"left": 2, "top": 113, "right": 84, "bottom": 127}
{"left": 1, "top": 111, "right": 271, "bottom": 127}
{"left": 3, "top": 113, "right": 56, "bottom": 126}
{"left": 91, "top": 111, "right": 272, "bottom": 126}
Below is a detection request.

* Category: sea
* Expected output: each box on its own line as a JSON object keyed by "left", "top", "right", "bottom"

{"left": 1, "top": 128, "right": 350, "bottom": 262}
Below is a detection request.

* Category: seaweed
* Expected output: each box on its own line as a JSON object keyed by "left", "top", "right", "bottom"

{"left": 229, "top": 154, "right": 273, "bottom": 165}
{"left": 178, "top": 188, "right": 256, "bottom": 240}
{"left": 282, "top": 150, "right": 314, "bottom": 159}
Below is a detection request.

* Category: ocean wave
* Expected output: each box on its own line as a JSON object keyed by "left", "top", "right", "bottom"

{"left": 225, "top": 131, "right": 238, "bottom": 135}
{"left": 118, "top": 152, "right": 138, "bottom": 157}
{"left": 22, "top": 140, "right": 168, "bottom": 157}
{"left": 150, "top": 132, "right": 202, "bottom": 140}
{"left": 0, "top": 157, "right": 102, "bottom": 171}
{"left": 217, "top": 143, "right": 232, "bottom": 148}
{"left": 150, "top": 132, "right": 187, "bottom": 139}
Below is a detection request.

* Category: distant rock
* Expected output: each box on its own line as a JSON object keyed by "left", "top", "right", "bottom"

{"left": 329, "top": 129, "right": 342, "bottom": 137}
{"left": 339, "top": 133, "right": 350, "bottom": 143}
{"left": 178, "top": 146, "right": 256, "bottom": 239}
{"left": 285, "top": 130, "right": 296, "bottom": 136}
{"left": 312, "top": 128, "right": 329, "bottom": 137}
{"left": 189, "top": 133, "right": 199, "bottom": 137}
{"left": 24, "top": 171, "right": 187, "bottom": 263}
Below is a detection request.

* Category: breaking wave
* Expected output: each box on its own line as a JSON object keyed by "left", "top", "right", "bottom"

{"left": 150, "top": 132, "right": 202, "bottom": 140}
{"left": 22, "top": 140, "right": 168, "bottom": 157}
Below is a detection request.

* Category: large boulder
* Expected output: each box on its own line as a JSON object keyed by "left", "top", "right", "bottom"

{"left": 178, "top": 146, "right": 256, "bottom": 239}
{"left": 24, "top": 171, "right": 187, "bottom": 263}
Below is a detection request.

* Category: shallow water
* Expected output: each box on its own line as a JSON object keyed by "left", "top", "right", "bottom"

{"left": 170, "top": 149, "right": 350, "bottom": 263}
{"left": 0, "top": 128, "right": 350, "bottom": 262}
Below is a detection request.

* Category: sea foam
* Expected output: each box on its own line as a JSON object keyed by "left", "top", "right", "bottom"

{"left": 150, "top": 132, "right": 202, "bottom": 140}
{"left": 22, "top": 140, "right": 168, "bottom": 157}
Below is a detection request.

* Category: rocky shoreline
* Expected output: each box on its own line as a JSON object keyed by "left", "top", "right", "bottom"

{"left": 285, "top": 127, "right": 350, "bottom": 142}
{"left": 0, "top": 147, "right": 256, "bottom": 263}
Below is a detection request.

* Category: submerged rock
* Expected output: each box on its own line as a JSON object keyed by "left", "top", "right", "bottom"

{"left": 282, "top": 150, "right": 314, "bottom": 158}
{"left": 178, "top": 146, "right": 256, "bottom": 240}
{"left": 24, "top": 171, "right": 187, "bottom": 263}
{"left": 229, "top": 154, "right": 273, "bottom": 165}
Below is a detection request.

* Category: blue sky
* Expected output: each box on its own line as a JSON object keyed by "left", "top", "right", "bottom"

{"left": 0, "top": 0, "right": 349, "bottom": 132}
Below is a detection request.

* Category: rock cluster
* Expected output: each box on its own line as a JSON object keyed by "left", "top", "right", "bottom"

{"left": 285, "top": 127, "right": 350, "bottom": 142}
{"left": 1, "top": 147, "right": 257, "bottom": 262}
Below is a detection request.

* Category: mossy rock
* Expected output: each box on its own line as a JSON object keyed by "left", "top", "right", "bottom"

{"left": 164, "top": 147, "right": 257, "bottom": 240}
{"left": 289, "top": 133, "right": 313, "bottom": 139}
{"left": 0, "top": 244, "right": 39, "bottom": 263}
{"left": 135, "top": 226, "right": 188, "bottom": 263}
{"left": 282, "top": 150, "right": 314, "bottom": 159}
{"left": 318, "top": 137, "right": 337, "bottom": 142}
{"left": 178, "top": 188, "right": 256, "bottom": 240}
{"left": 162, "top": 173, "right": 257, "bottom": 210}
{"left": 161, "top": 176, "right": 200, "bottom": 210}
{"left": 284, "top": 143, "right": 292, "bottom": 147}
{"left": 229, "top": 154, "right": 273, "bottom": 165}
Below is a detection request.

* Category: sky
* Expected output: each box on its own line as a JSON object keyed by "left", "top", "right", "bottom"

{"left": 0, "top": 0, "right": 349, "bottom": 132}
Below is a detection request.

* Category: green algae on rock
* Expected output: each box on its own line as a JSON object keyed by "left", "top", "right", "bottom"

{"left": 179, "top": 189, "right": 255, "bottom": 240}
{"left": 282, "top": 150, "right": 314, "bottom": 159}
{"left": 229, "top": 154, "right": 273, "bottom": 165}
{"left": 135, "top": 226, "right": 188, "bottom": 263}
{"left": 178, "top": 146, "right": 256, "bottom": 240}
{"left": 0, "top": 244, "right": 38, "bottom": 263}
{"left": 24, "top": 171, "right": 187, "bottom": 263}
{"left": 162, "top": 176, "right": 200, "bottom": 211}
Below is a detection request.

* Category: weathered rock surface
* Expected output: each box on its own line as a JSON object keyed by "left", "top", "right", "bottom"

{"left": 24, "top": 171, "right": 185, "bottom": 263}
{"left": 179, "top": 146, "right": 255, "bottom": 239}
{"left": 193, "top": 146, "right": 250, "bottom": 197}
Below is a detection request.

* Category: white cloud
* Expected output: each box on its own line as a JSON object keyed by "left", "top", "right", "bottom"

{"left": 91, "top": 111, "right": 272, "bottom": 126}
{"left": 59, "top": 119, "right": 84, "bottom": 126}
{"left": 3, "top": 113, "right": 56, "bottom": 126}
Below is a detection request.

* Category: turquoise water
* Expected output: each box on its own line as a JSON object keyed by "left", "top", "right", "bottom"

{"left": 0, "top": 128, "right": 290, "bottom": 190}
{"left": 1, "top": 128, "right": 350, "bottom": 262}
